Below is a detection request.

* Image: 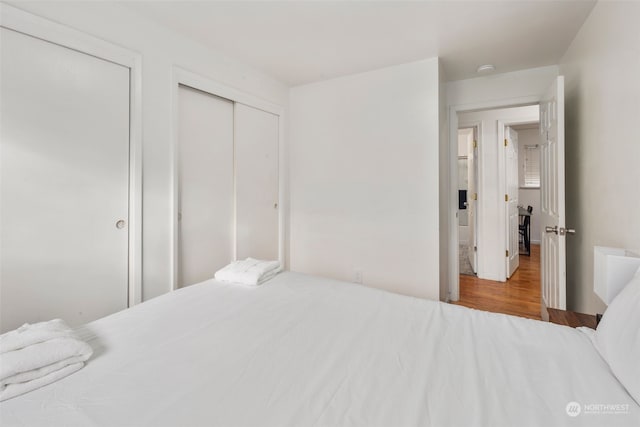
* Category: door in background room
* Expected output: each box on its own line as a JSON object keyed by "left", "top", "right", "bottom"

{"left": 505, "top": 126, "right": 520, "bottom": 278}
{"left": 1, "top": 28, "right": 130, "bottom": 332}
{"left": 467, "top": 127, "right": 479, "bottom": 273}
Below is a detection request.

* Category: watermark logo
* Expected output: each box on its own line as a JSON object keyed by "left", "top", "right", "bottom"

{"left": 566, "top": 401, "right": 630, "bottom": 417}
{"left": 566, "top": 401, "right": 581, "bottom": 417}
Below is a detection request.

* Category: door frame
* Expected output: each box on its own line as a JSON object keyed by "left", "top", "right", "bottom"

{"left": 456, "top": 122, "right": 482, "bottom": 277}
{"left": 1, "top": 4, "right": 143, "bottom": 306}
{"left": 448, "top": 96, "right": 541, "bottom": 301}
{"left": 170, "top": 67, "right": 285, "bottom": 291}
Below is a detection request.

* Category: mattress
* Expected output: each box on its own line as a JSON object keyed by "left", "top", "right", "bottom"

{"left": 1, "top": 272, "right": 638, "bottom": 426}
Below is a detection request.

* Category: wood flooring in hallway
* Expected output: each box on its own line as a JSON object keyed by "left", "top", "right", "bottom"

{"left": 452, "top": 244, "right": 541, "bottom": 320}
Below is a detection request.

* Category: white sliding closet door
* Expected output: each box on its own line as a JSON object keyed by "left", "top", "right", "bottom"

{"left": 0, "top": 28, "right": 130, "bottom": 332}
{"left": 234, "top": 104, "right": 279, "bottom": 261}
{"left": 178, "top": 85, "right": 234, "bottom": 287}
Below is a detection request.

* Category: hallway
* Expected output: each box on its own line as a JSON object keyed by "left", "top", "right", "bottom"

{"left": 452, "top": 245, "right": 541, "bottom": 320}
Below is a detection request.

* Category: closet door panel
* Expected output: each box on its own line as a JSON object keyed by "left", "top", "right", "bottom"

{"left": 0, "top": 28, "right": 130, "bottom": 332}
{"left": 234, "top": 104, "right": 279, "bottom": 261}
{"left": 178, "top": 85, "right": 234, "bottom": 287}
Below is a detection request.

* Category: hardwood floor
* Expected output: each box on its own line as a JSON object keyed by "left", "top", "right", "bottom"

{"left": 547, "top": 308, "right": 597, "bottom": 329}
{"left": 452, "top": 245, "right": 541, "bottom": 320}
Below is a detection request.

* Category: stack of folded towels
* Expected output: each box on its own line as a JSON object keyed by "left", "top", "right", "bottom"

{"left": 214, "top": 257, "right": 282, "bottom": 286}
{"left": 0, "top": 319, "right": 93, "bottom": 401}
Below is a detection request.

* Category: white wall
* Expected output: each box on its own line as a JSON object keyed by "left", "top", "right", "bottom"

{"left": 446, "top": 65, "right": 559, "bottom": 108}
{"left": 559, "top": 1, "right": 640, "bottom": 314}
{"left": 516, "top": 128, "right": 541, "bottom": 244}
{"left": 458, "top": 106, "right": 539, "bottom": 281}
{"left": 8, "top": 2, "right": 289, "bottom": 300}
{"left": 289, "top": 58, "right": 441, "bottom": 301}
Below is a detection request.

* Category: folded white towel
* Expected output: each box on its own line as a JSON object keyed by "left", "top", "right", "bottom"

{"left": 0, "top": 318, "right": 76, "bottom": 354}
{"left": 1, "top": 337, "right": 93, "bottom": 385}
{"left": 0, "top": 320, "right": 93, "bottom": 401}
{"left": 0, "top": 362, "right": 84, "bottom": 402}
{"left": 215, "top": 258, "right": 281, "bottom": 286}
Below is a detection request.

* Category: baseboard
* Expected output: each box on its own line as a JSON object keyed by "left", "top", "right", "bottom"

{"left": 541, "top": 297, "right": 549, "bottom": 321}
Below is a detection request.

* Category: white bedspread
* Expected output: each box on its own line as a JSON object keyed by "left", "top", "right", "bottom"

{"left": 1, "top": 272, "right": 638, "bottom": 427}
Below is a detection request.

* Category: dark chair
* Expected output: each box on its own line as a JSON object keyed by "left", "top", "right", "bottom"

{"left": 519, "top": 206, "right": 533, "bottom": 255}
{"left": 519, "top": 206, "right": 533, "bottom": 226}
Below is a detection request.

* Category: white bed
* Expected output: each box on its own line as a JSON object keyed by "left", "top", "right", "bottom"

{"left": 1, "top": 272, "right": 638, "bottom": 426}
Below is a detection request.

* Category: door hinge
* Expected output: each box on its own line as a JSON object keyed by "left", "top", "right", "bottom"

{"left": 504, "top": 138, "right": 508, "bottom": 147}
{"left": 473, "top": 193, "right": 477, "bottom": 200}
{"left": 505, "top": 194, "right": 509, "bottom": 202}
{"left": 506, "top": 250, "right": 509, "bottom": 257}
{"left": 473, "top": 140, "right": 477, "bottom": 148}
{"left": 474, "top": 246, "right": 477, "bottom": 252}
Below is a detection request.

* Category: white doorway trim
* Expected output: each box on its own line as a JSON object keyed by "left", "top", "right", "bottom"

{"left": 456, "top": 122, "right": 482, "bottom": 278}
{"left": 448, "top": 95, "right": 542, "bottom": 301}
{"left": 1, "top": 3, "right": 143, "bottom": 306}
{"left": 170, "top": 66, "right": 285, "bottom": 291}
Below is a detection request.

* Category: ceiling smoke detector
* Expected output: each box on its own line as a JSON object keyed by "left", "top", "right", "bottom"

{"left": 476, "top": 64, "right": 496, "bottom": 73}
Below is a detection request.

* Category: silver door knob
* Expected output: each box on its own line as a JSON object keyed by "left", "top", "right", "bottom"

{"left": 116, "top": 220, "right": 126, "bottom": 229}
{"left": 559, "top": 227, "right": 576, "bottom": 236}
{"left": 545, "top": 226, "right": 558, "bottom": 234}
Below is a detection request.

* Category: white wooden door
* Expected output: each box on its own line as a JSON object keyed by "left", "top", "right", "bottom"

{"left": 505, "top": 126, "right": 520, "bottom": 278}
{"left": 234, "top": 104, "right": 279, "bottom": 261}
{"left": 178, "top": 85, "right": 234, "bottom": 287}
{"left": 540, "top": 76, "right": 567, "bottom": 315}
{"left": 0, "top": 28, "right": 130, "bottom": 332}
{"left": 467, "top": 128, "right": 478, "bottom": 273}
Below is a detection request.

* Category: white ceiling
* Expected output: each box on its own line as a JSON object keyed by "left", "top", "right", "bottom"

{"left": 122, "top": 0, "right": 596, "bottom": 86}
